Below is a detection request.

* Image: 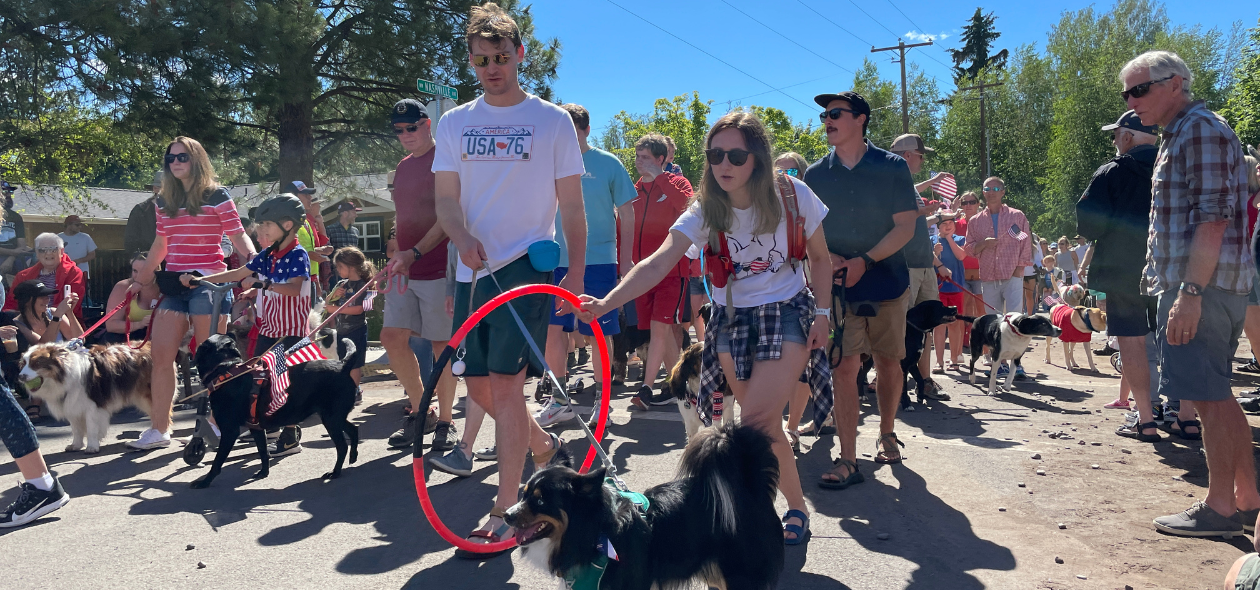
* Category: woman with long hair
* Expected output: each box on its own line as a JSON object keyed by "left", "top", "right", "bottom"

{"left": 580, "top": 112, "right": 834, "bottom": 544}
{"left": 130, "top": 136, "right": 257, "bottom": 450}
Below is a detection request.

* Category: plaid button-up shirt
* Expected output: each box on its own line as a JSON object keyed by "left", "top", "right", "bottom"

{"left": 963, "top": 204, "right": 1032, "bottom": 282}
{"left": 325, "top": 222, "right": 359, "bottom": 251}
{"left": 1144, "top": 100, "right": 1253, "bottom": 297}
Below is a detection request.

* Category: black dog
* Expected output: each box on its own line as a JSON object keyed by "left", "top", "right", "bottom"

{"left": 968, "top": 312, "right": 1059, "bottom": 393}
{"left": 610, "top": 312, "right": 651, "bottom": 387}
{"left": 190, "top": 334, "right": 360, "bottom": 489}
{"left": 506, "top": 424, "right": 784, "bottom": 590}
{"left": 897, "top": 300, "right": 974, "bottom": 410}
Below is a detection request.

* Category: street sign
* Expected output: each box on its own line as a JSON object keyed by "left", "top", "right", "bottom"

{"left": 417, "top": 79, "right": 458, "bottom": 101}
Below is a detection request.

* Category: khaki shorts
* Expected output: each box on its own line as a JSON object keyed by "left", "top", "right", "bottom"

{"left": 907, "top": 267, "right": 940, "bottom": 306}
{"left": 383, "top": 277, "right": 453, "bottom": 341}
{"left": 839, "top": 289, "right": 909, "bottom": 360}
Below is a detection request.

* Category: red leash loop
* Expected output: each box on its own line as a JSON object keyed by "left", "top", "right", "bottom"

{"left": 412, "top": 283, "right": 611, "bottom": 554}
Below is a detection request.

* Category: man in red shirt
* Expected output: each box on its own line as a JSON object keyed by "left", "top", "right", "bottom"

{"left": 630, "top": 133, "right": 692, "bottom": 409}
{"left": 382, "top": 99, "right": 457, "bottom": 451}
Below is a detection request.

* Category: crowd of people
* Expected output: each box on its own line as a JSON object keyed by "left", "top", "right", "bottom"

{"left": 1, "top": 5, "right": 1260, "bottom": 584}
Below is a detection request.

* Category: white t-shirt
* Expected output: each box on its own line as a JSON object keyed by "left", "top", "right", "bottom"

{"left": 671, "top": 176, "right": 827, "bottom": 308}
{"left": 432, "top": 94, "right": 585, "bottom": 282}
{"left": 58, "top": 231, "right": 97, "bottom": 277}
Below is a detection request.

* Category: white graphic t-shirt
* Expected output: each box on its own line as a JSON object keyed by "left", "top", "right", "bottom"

{"left": 671, "top": 176, "right": 828, "bottom": 308}
{"left": 432, "top": 94, "right": 585, "bottom": 282}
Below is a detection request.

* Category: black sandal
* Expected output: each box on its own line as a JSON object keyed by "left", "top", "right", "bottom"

{"left": 819, "top": 458, "right": 864, "bottom": 489}
{"left": 1171, "top": 418, "right": 1202, "bottom": 441}
{"left": 24, "top": 404, "right": 41, "bottom": 422}
{"left": 1116, "top": 420, "right": 1162, "bottom": 443}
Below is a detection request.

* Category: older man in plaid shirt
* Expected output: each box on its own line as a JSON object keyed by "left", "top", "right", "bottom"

{"left": 964, "top": 175, "right": 1032, "bottom": 377}
{"left": 1120, "top": 50, "right": 1260, "bottom": 541}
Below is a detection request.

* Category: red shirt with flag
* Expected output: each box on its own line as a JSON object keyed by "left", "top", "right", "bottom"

{"left": 246, "top": 241, "right": 312, "bottom": 338}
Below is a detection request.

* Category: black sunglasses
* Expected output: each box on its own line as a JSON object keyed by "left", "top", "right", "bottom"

{"left": 1121, "top": 75, "right": 1174, "bottom": 101}
{"left": 164, "top": 153, "right": 190, "bottom": 165}
{"left": 959, "top": 199, "right": 979, "bottom": 205}
{"left": 472, "top": 53, "right": 512, "bottom": 67}
{"left": 392, "top": 117, "right": 429, "bottom": 134}
{"left": 819, "top": 107, "right": 858, "bottom": 122}
{"left": 705, "top": 148, "right": 751, "bottom": 166}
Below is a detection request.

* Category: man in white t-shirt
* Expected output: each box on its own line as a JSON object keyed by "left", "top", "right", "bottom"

{"left": 58, "top": 216, "right": 96, "bottom": 279}
{"left": 430, "top": 2, "right": 587, "bottom": 558}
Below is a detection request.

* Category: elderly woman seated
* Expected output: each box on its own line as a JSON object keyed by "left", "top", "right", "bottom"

{"left": 3, "top": 233, "right": 85, "bottom": 321}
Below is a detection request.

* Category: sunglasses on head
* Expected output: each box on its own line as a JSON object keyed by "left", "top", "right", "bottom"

{"left": 1121, "top": 75, "right": 1174, "bottom": 101}
{"left": 392, "top": 117, "right": 429, "bottom": 134}
{"left": 781, "top": 167, "right": 799, "bottom": 177}
{"left": 982, "top": 186, "right": 1004, "bottom": 192}
{"left": 164, "top": 153, "right": 190, "bottom": 165}
{"left": 705, "top": 148, "right": 751, "bottom": 166}
{"left": 819, "top": 107, "right": 858, "bottom": 122}
{"left": 472, "top": 52, "right": 512, "bottom": 67}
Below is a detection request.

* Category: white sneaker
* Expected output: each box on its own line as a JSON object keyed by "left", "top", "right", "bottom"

{"left": 534, "top": 400, "right": 575, "bottom": 428}
{"left": 126, "top": 428, "right": 171, "bottom": 450}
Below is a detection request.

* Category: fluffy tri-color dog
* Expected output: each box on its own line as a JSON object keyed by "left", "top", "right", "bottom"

{"left": 506, "top": 424, "right": 783, "bottom": 590}
{"left": 665, "top": 342, "right": 733, "bottom": 441}
{"left": 190, "top": 334, "right": 359, "bottom": 489}
{"left": 19, "top": 342, "right": 168, "bottom": 454}
{"left": 968, "top": 312, "right": 1059, "bottom": 393}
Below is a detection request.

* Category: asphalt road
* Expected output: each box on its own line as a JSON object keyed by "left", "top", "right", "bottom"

{"left": 2, "top": 336, "right": 1257, "bottom": 590}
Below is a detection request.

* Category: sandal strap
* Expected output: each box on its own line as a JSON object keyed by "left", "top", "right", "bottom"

{"left": 878, "top": 432, "right": 905, "bottom": 448}
{"left": 532, "top": 433, "right": 561, "bottom": 465}
{"left": 782, "top": 509, "right": 809, "bottom": 523}
{"left": 1178, "top": 419, "right": 1201, "bottom": 428}
{"left": 832, "top": 457, "right": 858, "bottom": 471}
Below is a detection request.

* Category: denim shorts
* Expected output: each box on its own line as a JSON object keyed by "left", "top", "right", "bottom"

{"left": 158, "top": 281, "right": 234, "bottom": 316}
{"left": 0, "top": 381, "right": 39, "bottom": 459}
{"left": 1156, "top": 287, "right": 1246, "bottom": 402}
{"left": 715, "top": 303, "right": 808, "bottom": 354}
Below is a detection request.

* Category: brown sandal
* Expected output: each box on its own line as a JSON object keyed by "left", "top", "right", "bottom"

{"left": 531, "top": 432, "right": 566, "bottom": 469}
{"left": 455, "top": 506, "right": 515, "bottom": 559}
{"left": 818, "top": 457, "right": 865, "bottom": 489}
{"left": 875, "top": 432, "right": 905, "bottom": 464}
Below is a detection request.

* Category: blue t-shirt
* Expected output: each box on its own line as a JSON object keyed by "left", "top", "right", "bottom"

{"left": 246, "top": 243, "right": 311, "bottom": 283}
{"left": 990, "top": 213, "right": 1000, "bottom": 239}
{"left": 932, "top": 234, "right": 967, "bottom": 293}
{"left": 556, "top": 147, "right": 637, "bottom": 267}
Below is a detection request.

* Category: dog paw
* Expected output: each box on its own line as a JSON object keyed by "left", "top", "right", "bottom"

{"left": 322, "top": 471, "right": 341, "bottom": 480}
{"left": 84, "top": 447, "right": 101, "bottom": 454}
{"left": 65, "top": 444, "right": 84, "bottom": 452}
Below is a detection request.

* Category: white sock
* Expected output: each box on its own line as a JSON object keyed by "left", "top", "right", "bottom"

{"left": 211, "top": 423, "right": 221, "bottom": 438}
{"left": 28, "top": 472, "right": 54, "bottom": 492}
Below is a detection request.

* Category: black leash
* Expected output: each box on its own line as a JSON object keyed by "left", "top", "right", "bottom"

{"left": 828, "top": 268, "right": 847, "bottom": 369}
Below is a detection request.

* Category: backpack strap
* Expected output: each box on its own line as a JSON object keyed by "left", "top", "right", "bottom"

{"left": 706, "top": 227, "right": 736, "bottom": 321}
{"left": 774, "top": 173, "right": 807, "bottom": 268}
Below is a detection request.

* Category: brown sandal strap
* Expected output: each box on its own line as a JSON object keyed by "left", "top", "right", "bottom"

{"left": 532, "top": 434, "right": 561, "bottom": 466}
{"left": 825, "top": 457, "right": 858, "bottom": 479}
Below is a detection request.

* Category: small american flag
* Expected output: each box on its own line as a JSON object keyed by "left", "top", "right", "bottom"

{"left": 260, "top": 337, "right": 327, "bottom": 415}
{"left": 1008, "top": 224, "right": 1028, "bottom": 241}
{"left": 1043, "top": 292, "right": 1063, "bottom": 307}
{"left": 929, "top": 171, "right": 957, "bottom": 200}
{"left": 361, "top": 290, "right": 377, "bottom": 310}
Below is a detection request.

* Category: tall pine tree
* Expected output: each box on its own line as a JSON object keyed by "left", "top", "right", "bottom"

{"left": 949, "top": 8, "right": 1010, "bottom": 81}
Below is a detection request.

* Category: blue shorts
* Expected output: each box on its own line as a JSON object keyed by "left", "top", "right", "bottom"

{"left": 715, "top": 304, "right": 807, "bottom": 353}
{"left": 158, "top": 281, "right": 233, "bottom": 316}
{"left": 1156, "top": 287, "right": 1246, "bottom": 402}
{"left": 550, "top": 264, "right": 620, "bottom": 336}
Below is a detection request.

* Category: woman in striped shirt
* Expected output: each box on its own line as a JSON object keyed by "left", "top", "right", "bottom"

{"left": 129, "top": 137, "right": 257, "bottom": 450}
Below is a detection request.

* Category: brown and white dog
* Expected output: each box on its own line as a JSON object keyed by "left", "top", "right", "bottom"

{"left": 666, "top": 342, "right": 734, "bottom": 441}
{"left": 19, "top": 342, "right": 170, "bottom": 453}
{"left": 1045, "top": 305, "right": 1108, "bottom": 371}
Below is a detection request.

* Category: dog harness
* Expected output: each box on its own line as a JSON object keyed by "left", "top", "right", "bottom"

{"left": 202, "top": 361, "right": 270, "bottom": 429}
{"left": 561, "top": 483, "right": 650, "bottom": 590}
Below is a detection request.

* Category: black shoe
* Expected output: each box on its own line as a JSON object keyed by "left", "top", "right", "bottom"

{"left": 0, "top": 479, "right": 69, "bottom": 528}
{"left": 388, "top": 415, "right": 419, "bottom": 449}
{"left": 576, "top": 347, "right": 590, "bottom": 367}
{"left": 432, "top": 421, "right": 458, "bottom": 452}
{"left": 1239, "top": 359, "right": 1260, "bottom": 373}
{"left": 1093, "top": 345, "right": 1118, "bottom": 356}
{"left": 268, "top": 427, "right": 303, "bottom": 457}
{"left": 567, "top": 351, "right": 577, "bottom": 369}
{"left": 534, "top": 378, "right": 553, "bottom": 403}
{"left": 648, "top": 389, "right": 675, "bottom": 406}
{"left": 631, "top": 385, "right": 652, "bottom": 411}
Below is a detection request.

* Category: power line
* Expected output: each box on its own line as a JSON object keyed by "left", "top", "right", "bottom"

{"left": 722, "top": 73, "right": 842, "bottom": 105}
{"left": 603, "top": 0, "right": 816, "bottom": 111}
{"left": 794, "top": 0, "right": 871, "bottom": 46}
{"left": 884, "top": 0, "right": 926, "bottom": 33}
{"left": 719, "top": 0, "right": 853, "bottom": 74}
{"left": 880, "top": 0, "right": 962, "bottom": 75}
{"left": 846, "top": 0, "right": 900, "bottom": 38}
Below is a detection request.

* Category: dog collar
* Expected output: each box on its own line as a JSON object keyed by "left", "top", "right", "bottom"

{"left": 1003, "top": 315, "right": 1023, "bottom": 337}
{"left": 1075, "top": 307, "right": 1098, "bottom": 332}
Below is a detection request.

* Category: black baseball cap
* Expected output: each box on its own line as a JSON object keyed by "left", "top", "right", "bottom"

{"left": 337, "top": 200, "right": 362, "bottom": 213}
{"left": 813, "top": 91, "right": 871, "bottom": 116}
{"left": 14, "top": 281, "right": 58, "bottom": 303}
{"left": 391, "top": 99, "right": 429, "bottom": 125}
{"left": 1101, "top": 110, "right": 1158, "bottom": 135}
{"left": 282, "top": 180, "right": 316, "bottom": 195}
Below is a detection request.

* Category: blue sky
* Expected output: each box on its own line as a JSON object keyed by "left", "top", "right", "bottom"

{"left": 527, "top": 0, "right": 1258, "bottom": 142}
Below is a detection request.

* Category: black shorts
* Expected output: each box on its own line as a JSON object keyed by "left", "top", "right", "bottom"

{"left": 1104, "top": 290, "right": 1157, "bottom": 337}
{"left": 451, "top": 255, "right": 552, "bottom": 378}
{"left": 337, "top": 325, "right": 368, "bottom": 371}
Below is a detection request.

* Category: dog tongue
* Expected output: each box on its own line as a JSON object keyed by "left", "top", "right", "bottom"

{"left": 516, "top": 522, "right": 546, "bottom": 544}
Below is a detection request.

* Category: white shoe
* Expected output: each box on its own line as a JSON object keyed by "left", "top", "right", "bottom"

{"left": 126, "top": 428, "right": 171, "bottom": 450}
{"left": 534, "top": 400, "right": 575, "bottom": 428}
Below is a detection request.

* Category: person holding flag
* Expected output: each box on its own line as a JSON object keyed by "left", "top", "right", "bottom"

{"left": 964, "top": 176, "right": 1033, "bottom": 379}
{"left": 181, "top": 194, "right": 314, "bottom": 456}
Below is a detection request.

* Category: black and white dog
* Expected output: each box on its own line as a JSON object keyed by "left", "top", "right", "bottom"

{"left": 968, "top": 312, "right": 1059, "bottom": 393}
{"left": 189, "top": 334, "right": 360, "bottom": 489}
{"left": 898, "top": 300, "right": 974, "bottom": 410}
{"left": 506, "top": 424, "right": 783, "bottom": 590}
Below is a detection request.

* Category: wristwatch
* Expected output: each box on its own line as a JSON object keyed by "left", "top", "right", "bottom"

{"left": 1179, "top": 281, "right": 1204, "bottom": 297}
{"left": 859, "top": 253, "right": 875, "bottom": 270}
{"left": 411, "top": 246, "right": 422, "bottom": 260}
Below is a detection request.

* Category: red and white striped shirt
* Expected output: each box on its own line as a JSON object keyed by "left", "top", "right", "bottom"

{"left": 155, "top": 188, "right": 245, "bottom": 274}
{"left": 246, "top": 242, "right": 312, "bottom": 338}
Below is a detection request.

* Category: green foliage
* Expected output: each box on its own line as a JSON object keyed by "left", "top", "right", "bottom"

{"left": 850, "top": 59, "right": 943, "bottom": 151}
{"left": 1223, "top": 18, "right": 1260, "bottom": 150}
{"left": 950, "top": 8, "right": 1011, "bottom": 81}
{"left": 598, "top": 92, "right": 712, "bottom": 183}
{"left": 746, "top": 106, "right": 828, "bottom": 164}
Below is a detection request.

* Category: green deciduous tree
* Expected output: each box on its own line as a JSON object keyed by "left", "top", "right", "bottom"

{"left": 1223, "top": 18, "right": 1260, "bottom": 150}
{"left": 598, "top": 92, "right": 712, "bottom": 183}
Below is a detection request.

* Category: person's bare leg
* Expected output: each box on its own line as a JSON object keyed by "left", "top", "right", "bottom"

{"left": 148, "top": 310, "right": 188, "bottom": 433}
{"left": 786, "top": 382, "right": 810, "bottom": 432}
{"left": 690, "top": 293, "right": 707, "bottom": 343}
{"left": 918, "top": 332, "right": 932, "bottom": 380}
{"left": 873, "top": 354, "right": 904, "bottom": 453}
{"left": 1117, "top": 336, "right": 1156, "bottom": 436}
{"left": 832, "top": 354, "right": 861, "bottom": 467}
{"left": 381, "top": 327, "right": 425, "bottom": 413}
{"left": 349, "top": 368, "right": 361, "bottom": 387}
{"left": 933, "top": 325, "right": 947, "bottom": 369}
{"left": 591, "top": 335, "right": 613, "bottom": 386}
{"left": 644, "top": 320, "right": 679, "bottom": 387}
{"left": 1244, "top": 306, "right": 1260, "bottom": 361}
{"left": 14, "top": 450, "right": 50, "bottom": 481}
{"left": 1196, "top": 400, "right": 1254, "bottom": 517}
{"left": 543, "top": 325, "right": 567, "bottom": 388}
{"left": 454, "top": 381, "right": 492, "bottom": 462}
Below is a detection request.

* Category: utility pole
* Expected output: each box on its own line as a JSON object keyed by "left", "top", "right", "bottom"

{"left": 871, "top": 38, "right": 934, "bottom": 134}
{"left": 957, "top": 81, "right": 1004, "bottom": 178}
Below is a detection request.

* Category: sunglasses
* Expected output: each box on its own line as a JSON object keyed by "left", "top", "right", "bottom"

{"left": 819, "top": 107, "right": 858, "bottom": 122}
{"left": 35, "top": 247, "right": 58, "bottom": 254}
{"left": 781, "top": 167, "right": 799, "bottom": 177}
{"left": 705, "top": 148, "right": 751, "bottom": 166}
{"left": 164, "top": 153, "right": 190, "bottom": 165}
{"left": 959, "top": 199, "right": 979, "bottom": 205}
{"left": 471, "top": 52, "right": 512, "bottom": 67}
{"left": 982, "top": 186, "right": 1004, "bottom": 192}
{"left": 1121, "top": 75, "right": 1174, "bottom": 101}
{"left": 392, "top": 117, "right": 429, "bottom": 134}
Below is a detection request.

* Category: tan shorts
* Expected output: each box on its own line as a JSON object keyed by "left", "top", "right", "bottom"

{"left": 382, "top": 277, "right": 453, "bottom": 341}
{"left": 839, "top": 289, "right": 909, "bottom": 360}
{"left": 907, "top": 267, "right": 940, "bottom": 306}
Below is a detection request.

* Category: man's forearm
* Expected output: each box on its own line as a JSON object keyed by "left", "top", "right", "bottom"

{"left": 434, "top": 196, "right": 471, "bottom": 245}
{"left": 618, "top": 204, "right": 635, "bottom": 272}
{"left": 1183, "top": 220, "right": 1227, "bottom": 288}
{"left": 559, "top": 204, "right": 587, "bottom": 276}
{"left": 415, "top": 223, "right": 447, "bottom": 256}
{"left": 867, "top": 220, "right": 914, "bottom": 262}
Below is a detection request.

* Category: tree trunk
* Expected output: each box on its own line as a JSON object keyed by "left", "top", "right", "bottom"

{"left": 276, "top": 101, "right": 314, "bottom": 190}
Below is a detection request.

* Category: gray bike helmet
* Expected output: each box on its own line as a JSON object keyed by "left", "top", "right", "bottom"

{"left": 254, "top": 194, "right": 306, "bottom": 229}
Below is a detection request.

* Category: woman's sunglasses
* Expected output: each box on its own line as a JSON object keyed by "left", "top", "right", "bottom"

{"left": 164, "top": 153, "right": 190, "bottom": 165}
{"left": 819, "top": 107, "right": 858, "bottom": 122}
{"left": 705, "top": 148, "right": 751, "bottom": 166}
{"left": 959, "top": 199, "right": 979, "bottom": 205}
{"left": 1121, "top": 75, "right": 1174, "bottom": 101}
{"left": 781, "top": 167, "right": 799, "bottom": 177}
{"left": 472, "top": 53, "right": 512, "bottom": 67}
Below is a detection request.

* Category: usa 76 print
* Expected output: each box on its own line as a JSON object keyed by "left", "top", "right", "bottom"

{"left": 461, "top": 125, "right": 534, "bottom": 161}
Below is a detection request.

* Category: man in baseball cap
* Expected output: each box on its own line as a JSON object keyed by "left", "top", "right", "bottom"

{"left": 1100, "top": 109, "right": 1159, "bottom": 135}
{"left": 327, "top": 200, "right": 362, "bottom": 250}
{"left": 281, "top": 180, "right": 316, "bottom": 195}
{"left": 889, "top": 133, "right": 936, "bottom": 155}
{"left": 391, "top": 98, "right": 429, "bottom": 126}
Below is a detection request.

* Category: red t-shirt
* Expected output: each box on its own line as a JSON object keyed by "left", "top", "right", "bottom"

{"left": 1247, "top": 191, "right": 1259, "bottom": 240}
{"left": 155, "top": 188, "right": 245, "bottom": 273}
{"left": 393, "top": 149, "right": 448, "bottom": 281}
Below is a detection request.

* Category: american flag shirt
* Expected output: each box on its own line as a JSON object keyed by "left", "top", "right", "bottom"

{"left": 1144, "top": 100, "right": 1253, "bottom": 296}
{"left": 246, "top": 242, "right": 312, "bottom": 338}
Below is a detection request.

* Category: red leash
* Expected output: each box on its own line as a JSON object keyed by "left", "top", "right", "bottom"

{"left": 69, "top": 294, "right": 133, "bottom": 347}
{"left": 937, "top": 274, "right": 999, "bottom": 313}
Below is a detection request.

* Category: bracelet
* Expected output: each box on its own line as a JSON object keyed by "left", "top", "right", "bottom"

{"left": 814, "top": 308, "right": 831, "bottom": 316}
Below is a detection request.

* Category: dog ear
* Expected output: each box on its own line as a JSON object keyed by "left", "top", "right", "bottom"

{"left": 577, "top": 467, "right": 607, "bottom": 495}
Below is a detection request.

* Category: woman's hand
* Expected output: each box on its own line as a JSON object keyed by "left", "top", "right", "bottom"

{"left": 807, "top": 315, "right": 830, "bottom": 350}
{"left": 577, "top": 295, "right": 608, "bottom": 324}
{"left": 179, "top": 273, "right": 195, "bottom": 287}
{"left": 55, "top": 292, "right": 78, "bottom": 316}
{"left": 445, "top": 295, "right": 454, "bottom": 318}
{"left": 0, "top": 325, "right": 18, "bottom": 340}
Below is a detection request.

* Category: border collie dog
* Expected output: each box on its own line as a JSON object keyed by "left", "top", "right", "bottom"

{"left": 507, "top": 424, "right": 783, "bottom": 590}
{"left": 20, "top": 342, "right": 168, "bottom": 454}
{"left": 665, "top": 342, "right": 734, "bottom": 441}
{"left": 968, "top": 312, "right": 1059, "bottom": 393}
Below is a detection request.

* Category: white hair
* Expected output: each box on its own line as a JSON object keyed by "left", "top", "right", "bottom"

{"left": 1120, "top": 50, "right": 1194, "bottom": 98}
{"left": 34, "top": 232, "right": 63, "bottom": 249}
